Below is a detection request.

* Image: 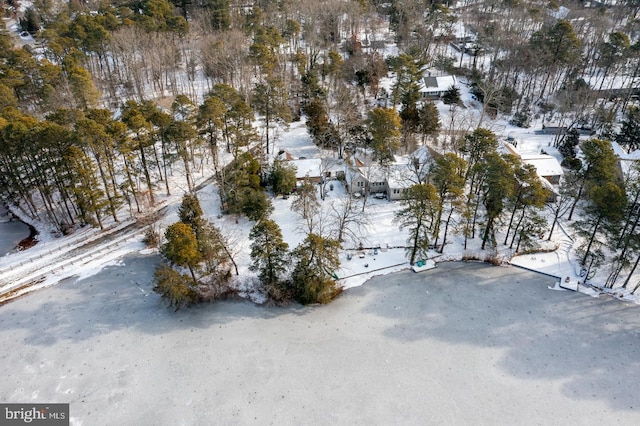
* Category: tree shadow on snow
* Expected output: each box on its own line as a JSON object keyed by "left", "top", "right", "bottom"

{"left": 351, "top": 261, "right": 640, "bottom": 413}
{"left": 0, "top": 254, "right": 313, "bottom": 346}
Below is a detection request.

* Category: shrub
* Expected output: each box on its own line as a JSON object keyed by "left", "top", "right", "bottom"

{"left": 509, "top": 111, "right": 531, "bottom": 128}
{"left": 143, "top": 227, "right": 160, "bottom": 248}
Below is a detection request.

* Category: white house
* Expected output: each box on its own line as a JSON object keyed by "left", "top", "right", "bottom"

{"left": 386, "top": 165, "right": 415, "bottom": 200}
{"left": 503, "top": 141, "right": 564, "bottom": 185}
{"left": 419, "top": 75, "right": 458, "bottom": 99}
{"left": 343, "top": 149, "right": 433, "bottom": 200}
{"left": 344, "top": 153, "right": 387, "bottom": 196}
{"left": 344, "top": 164, "right": 368, "bottom": 195}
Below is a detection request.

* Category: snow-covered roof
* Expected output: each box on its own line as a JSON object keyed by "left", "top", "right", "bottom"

{"left": 345, "top": 165, "right": 365, "bottom": 184}
{"left": 409, "top": 146, "right": 434, "bottom": 165}
{"left": 503, "top": 141, "right": 520, "bottom": 156}
{"left": 549, "top": 6, "right": 570, "bottom": 20}
{"left": 290, "top": 158, "right": 322, "bottom": 179}
{"left": 419, "top": 75, "right": 457, "bottom": 94}
{"left": 387, "top": 165, "right": 415, "bottom": 189}
{"left": 611, "top": 141, "right": 640, "bottom": 161}
{"left": 521, "top": 155, "right": 564, "bottom": 178}
{"left": 321, "top": 158, "right": 345, "bottom": 174}
{"left": 360, "top": 165, "right": 387, "bottom": 184}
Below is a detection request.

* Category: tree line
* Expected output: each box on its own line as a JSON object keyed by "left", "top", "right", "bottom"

{"left": 4, "top": 0, "right": 640, "bottom": 300}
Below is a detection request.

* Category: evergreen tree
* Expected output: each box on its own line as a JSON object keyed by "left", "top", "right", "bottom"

{"left": 178, "top": 193, "right": 203, "bottom": 230}
{"left": 67, "top": 145, "right": 108, "bottom": 229}
{"left": 223, "top": 152, "right": 272, "bottom": 220}
{"left": 367, "top": 107, "right": 402, "bottom": 164}
{"left": 75, "top": 115, "right": 122, "bottom": 222}
{"left": 442, "top": 85, "right": 461, "bottom": 105}
{"left": 197, "top": 94, "right": 226, "bottom": 172}
{"left": 568, "top": 138, "right": 620, "bottom": 220}
{"left": 430, "top": 152, "right": 466, "bottom": 252}
{"left": 481, "top": 153, "right": 515, "bottom": 250}
{"left": 395, "top": 183, "right": 440, "bottom": 265}
{"left": 529, "top": 19, "right": 582, "bottom": 98}
{"left": 196, "top": 220, "right": 236, "bottom": 277}
{"left": 574, "top": 181, "right": 626, "bottom": 267}
{"left": 139, "top": 0, "right": 188, "bottom": 33}
{"left": 121, "top": 101, "right": 157, "bottom": 206}
{"left": 303, "top": 97, "right": 340, "bottom": 152}
{"left": 209, "top": 84, "right": 257, "bottom": 157}
{"left": 417, "top": 102, "right": 441, "bottom": 144}
{"left": 249, "top": 219, "right": 289, "bottom": 292}
{"left": 291, "top": 234, "right": 341, "bottom": 305}
{"left": 615, "top": 106, "right": 640, "bottom": 152}
{"left": 163, "top": 222, "right": 202, "bottom": 284}
{"left": 209, "top": 0, "right": 231, "bottom": 30}
{"left": 558, "top": 129, "right": 580, "bottom": 168}
{"left": 62, "top": 56, "right": 101, "bottom": 110}
{"left": 252, "top": 76, "right": 292, "bottom": 155}
{"left": 166, "top": 118, "right": 198, "bottom": 192}
{"left": 502, "top": 160, "right": 549, "bottom": 249}
{"left": 269, "top": 158, "right": 297, "bottom": 197}
{"left": 153, "top": 264, "right": 196, "bottom": 311}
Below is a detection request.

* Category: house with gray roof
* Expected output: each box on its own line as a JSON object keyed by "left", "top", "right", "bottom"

{"left": 419, "top": 75, "right": 458, "bottom": 99}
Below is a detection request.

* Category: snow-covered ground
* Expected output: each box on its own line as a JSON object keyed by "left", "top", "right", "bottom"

{"left": 1, "top": 64, "right": 638, "bottom": 305}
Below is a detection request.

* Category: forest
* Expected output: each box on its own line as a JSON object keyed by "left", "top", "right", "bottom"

{"left": 2, "top": 0, "right": 640, "bottom": 306}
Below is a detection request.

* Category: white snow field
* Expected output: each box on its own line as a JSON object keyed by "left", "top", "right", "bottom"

{"left": 1, "top": 257, "right": 639, "bottom": 425}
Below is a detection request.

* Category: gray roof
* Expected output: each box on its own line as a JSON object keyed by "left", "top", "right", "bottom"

{"left": 423, "top": 77, "right": 438, "bottom": 89}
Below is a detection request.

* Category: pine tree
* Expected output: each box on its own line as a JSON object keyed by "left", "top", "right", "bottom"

{"left": 121, "top": 101, "right": 157, "bottom": 206}
{"left": 291, "top": 234, "right": 341, "bottom": 304}
{"left": 481, "top": 153, "right": 515, "bottom": 250}
{"left": 67, "top": 145, "right": 109, "bottom": 229}
{"left": 615, "top": 106, "right": 640, "bottom": 152}
{"left": 206, "top": 0, "right": 231, "bottom": 30}
{"left": 252, "top": 76, "right": 292, "bottom": 155}
{"left": 209, "top": 84, "right": 257, "bottom": 157}
{"left": 394, "top": 183, "right": 440, "bottom": 265}
{"left": 574, "top": 181, "right": 626, "bottom": 267}
{"left": 367, "top": 107, "right": 402, "bottom": 164}
{"left": 75, "top": 116, "right": 122, "bottom": 222}
{"left": 162, "top": 222, "right": 202, "bottom": 285}
{"left": 442, "top": 85, "right": 461, "bottom": 105}
{"left": 178, "top": 193, "right": 203, "bottom": 230}
{"left": 269, "top": 158, "right": 297, "bottom": 197}
{"left": 249, "top": 219, "right": 289, "bottom": 292}
{"left": 503, "top": 159, "right": 549, "bottom": 248}
{"left": 223, "top": 152, "right": 272, "bottom": 220}
{"left": 430, "top": 153, "right": 466, "bottom": 252}
{"left": 153, "top": 264, "right": 196, "bottom": 311}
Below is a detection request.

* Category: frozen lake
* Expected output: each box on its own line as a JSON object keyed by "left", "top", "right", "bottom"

{"left": 1, "top": 257, "right": 639, "bottom": 425}
{"left": 0, "top": 205, "right": 30, "bottom": 256}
